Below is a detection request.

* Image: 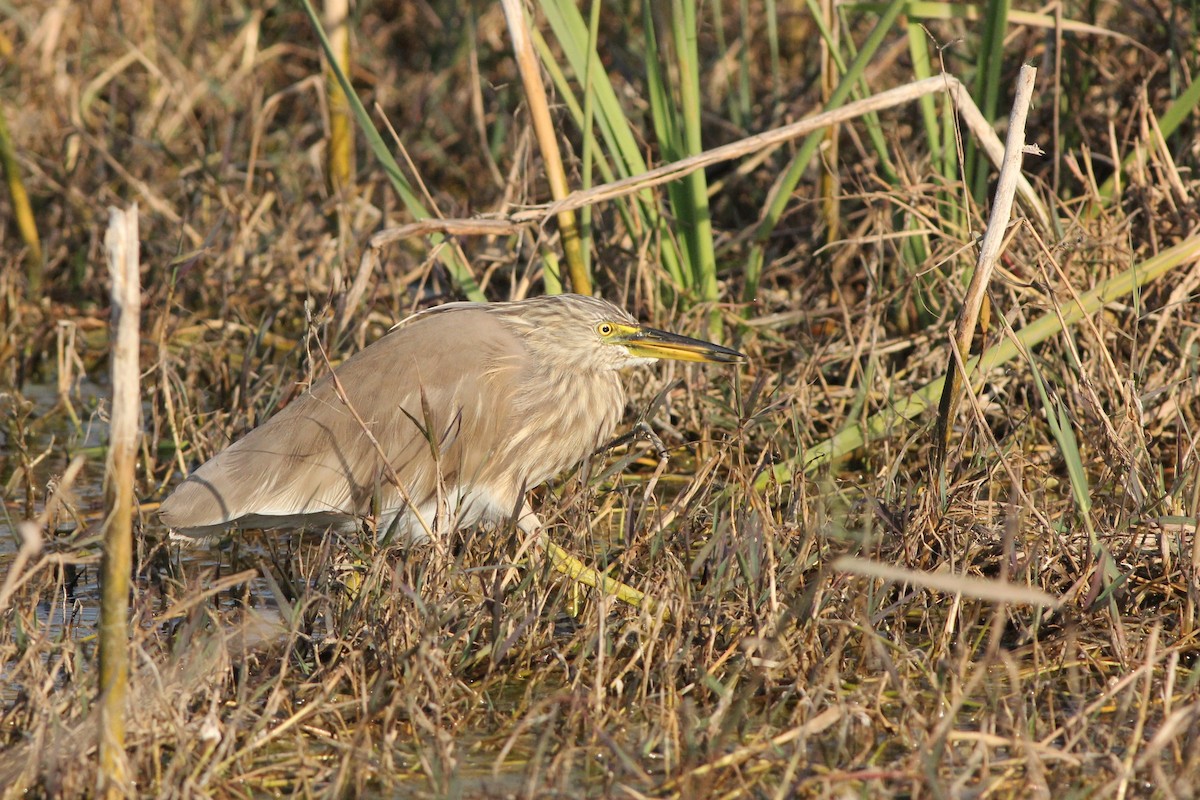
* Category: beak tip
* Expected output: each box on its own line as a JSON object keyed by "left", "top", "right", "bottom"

{"left": 631, "top": 326, "right": 747, "bottom": 364}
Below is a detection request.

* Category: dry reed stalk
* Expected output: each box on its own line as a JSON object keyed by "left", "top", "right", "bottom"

{"left": 99, "top": 204, "right": 141, "bottom": 798}
{"left": 934, "top": 64, "right": 1039, "bottom": 468}
{"left": 500, "top": 0, "right": 590, "bottom": 295}
{"left": 832, "top": 555, "right": 1061, "bottom": 607}
{"left": 324, "top": 0, "right": 354, "bottom": 194}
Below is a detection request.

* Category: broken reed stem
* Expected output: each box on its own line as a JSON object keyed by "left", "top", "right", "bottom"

{"left": 934, "top": 65, "right": 1038, "bottom": 470}
{"left": 99, "top": 203, "right": 141, "bottom": 798}
{"left": 500, "top": 0, "right": 591, "bottom": 295}
{"left": 833, "top": 555, "right": 1060, "bottom": 608}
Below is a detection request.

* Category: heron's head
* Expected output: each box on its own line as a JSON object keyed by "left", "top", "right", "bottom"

{"left": 502, "top": 294, "right": 746, "bottom": 372}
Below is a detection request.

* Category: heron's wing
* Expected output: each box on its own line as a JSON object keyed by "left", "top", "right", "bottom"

{"left": 159, "top": 309, "right": 527, "bottom": 534}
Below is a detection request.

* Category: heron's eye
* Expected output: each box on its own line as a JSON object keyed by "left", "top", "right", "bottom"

{"left": 597, "top": 322, "right": 615, "bottom": 336}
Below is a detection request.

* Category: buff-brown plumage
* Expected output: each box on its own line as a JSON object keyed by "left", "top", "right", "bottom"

{"left": 159, "top": 294, "right": 743, "bottom": 541}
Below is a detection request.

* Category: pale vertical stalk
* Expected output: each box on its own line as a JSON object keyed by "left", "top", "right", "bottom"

{"left": 324, "top": 0, "right": 354, "bottom": 193}
{"left": 934, "top": 65, "right": 1038, "bottom": 468}
{"left": 99, "top": 204, "right": 141, "bottom": 798}
{"left": 501, "top": 0, "right": 591, "bottom": 295}
{"left": 736, "top": 0, "right": 751, "bottom": 123}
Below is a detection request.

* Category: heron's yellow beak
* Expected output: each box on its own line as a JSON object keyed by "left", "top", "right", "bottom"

{"left": 619, "top": 326, "right": 746, "bottom": 364}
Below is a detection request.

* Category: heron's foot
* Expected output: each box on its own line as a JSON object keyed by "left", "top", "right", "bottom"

{"left": 598, "top": 420, "right": 669, "bottom": 462}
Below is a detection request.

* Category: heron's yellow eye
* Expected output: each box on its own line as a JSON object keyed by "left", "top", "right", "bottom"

{"left": 597, "top": 322, "right": 615, "bottom": 336}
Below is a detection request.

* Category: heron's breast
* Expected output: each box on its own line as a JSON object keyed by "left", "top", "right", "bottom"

{"left": 500, "top": 368, "right": 625, "bottom": 488}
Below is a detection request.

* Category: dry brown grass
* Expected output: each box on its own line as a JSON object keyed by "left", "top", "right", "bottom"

{"left": 3, "top": 1, "right": 1200, "bottom": 797}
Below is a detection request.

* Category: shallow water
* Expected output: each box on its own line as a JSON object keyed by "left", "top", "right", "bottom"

{"left": 2, "top": 382, "right": 108, "bottom": 612}
{"left": 1, "top": 382, "right": 104, "bottom": 704}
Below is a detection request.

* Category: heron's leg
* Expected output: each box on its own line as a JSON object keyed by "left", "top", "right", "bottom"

{"left": 505, "top": 500, "right": 654, "bottom": 612}
{"left": 512, "top": 501, "right": 544, "bottom": 561}
{"left": 495, "top": 501, "right": 543, "bottom": 593}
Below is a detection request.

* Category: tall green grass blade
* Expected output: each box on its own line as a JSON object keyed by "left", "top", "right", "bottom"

{"left": 832, "top": 8, "right": 898, "bottom": 186}
{"left": 942, "top": 80, "right": 961, "bottom": 188}
{"left": 737, "top": 0, "right": 752, "bottom": 125}
{"left": 536, "top": 0, "right": 688, "bottom": 291}
{"left": 643, "top": 2, "right": 692, "bottom": 295}
{"left": 906, "top": 20, "right": 943, "bottom": 174}
{"left": 805, "top": 0, "right": 847, "bottom": 74}
{"left": 707, "top": 0, "right": 737, "bottom": 125}
{"left": 967, "top": 0, "right": 1009, "bottom": 205}
{"left": 671, "top": 0, "right": 720, "bottom": 329}
{"left": 814, "top": 3, "right": 938, "bottom": 324}
{"left": 765, "top": 0, "right": 781, "bottom": 103}
{"left": 301, "top": 0, "right": 416, "bottom": 208}
{"left": 644, "top": 5, "right": 680, "bottom": 163}
{"left": 530, "top": 29, "right": 619, "bottom": 188}
{"left": 897, "top": 21, "right": 944, "bottom": 322}
{"left": 538, "top": 0, "right": 644, "bottom": 178}
{"left": 643, "top": 0, "right": 720, "bottom": 324}
{"left": 530, "top": 29, "right": 671, "bottom": 285}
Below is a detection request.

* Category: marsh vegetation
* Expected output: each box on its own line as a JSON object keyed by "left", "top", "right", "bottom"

{"left": 2, "top": 1, "right": 1199, "bottom": 796}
